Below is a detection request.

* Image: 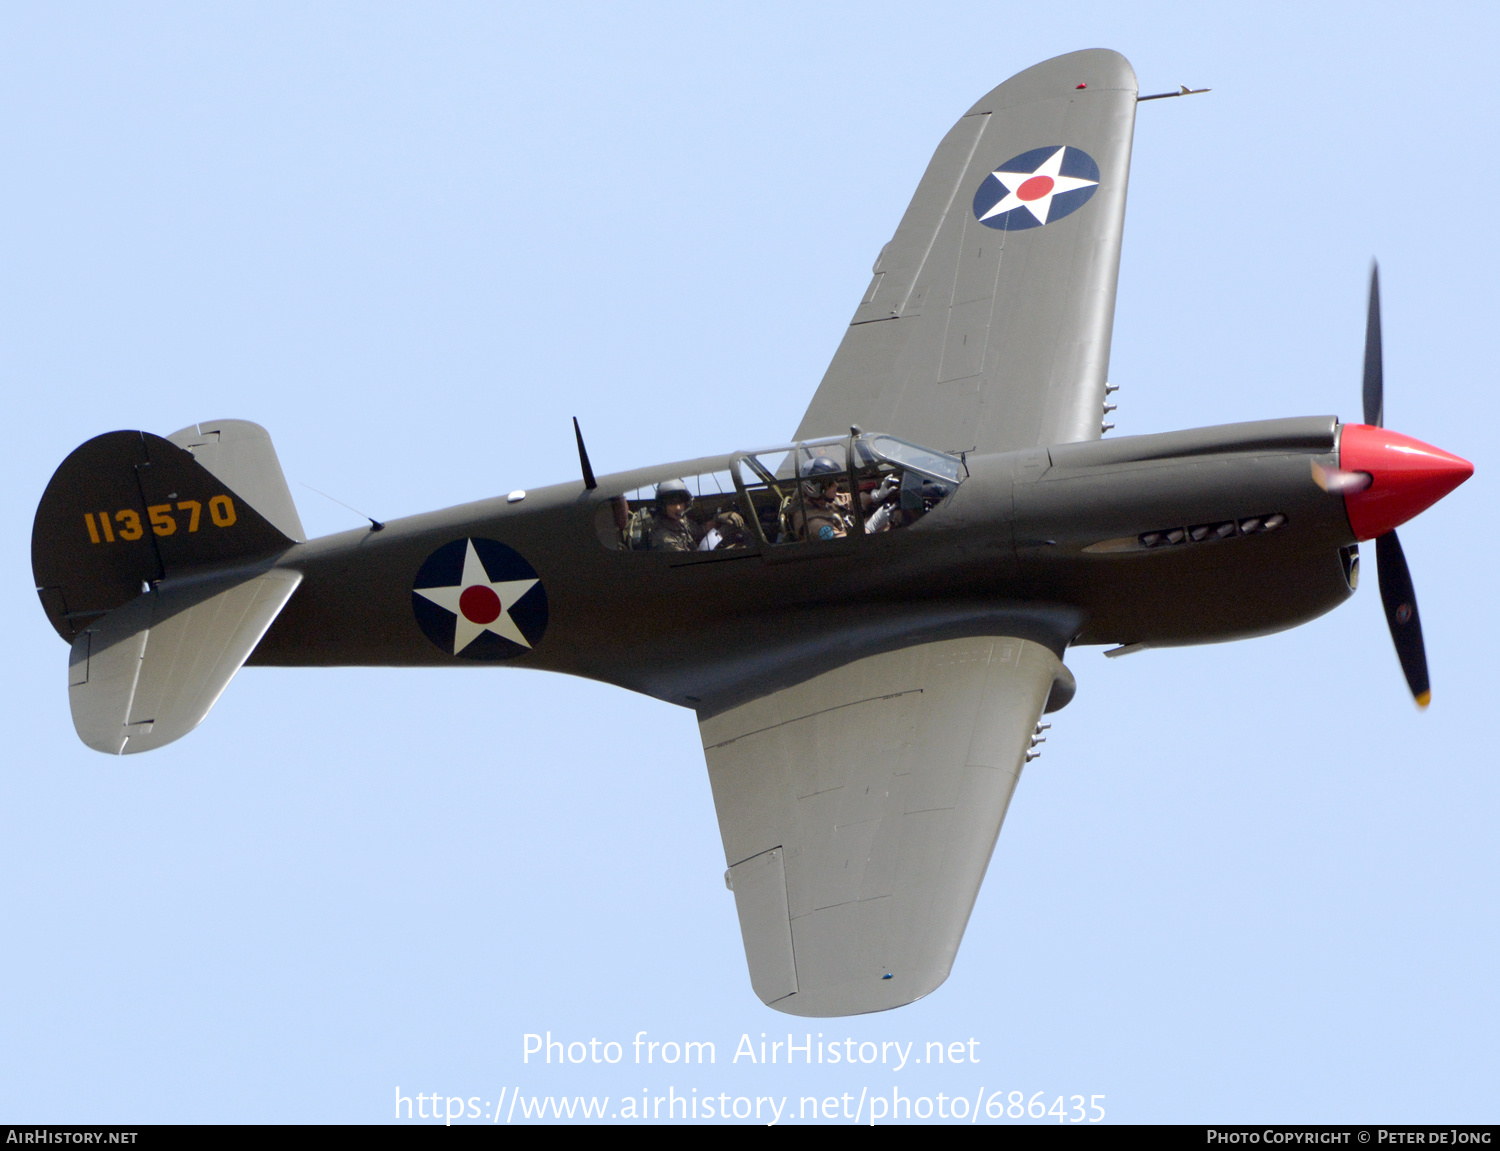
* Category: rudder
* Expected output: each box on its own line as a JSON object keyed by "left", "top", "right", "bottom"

{"left": 166, "top": 420, "right": 306, "bottom": 544}
{"left": 34, "top": 422, "right": 306, "bottom": 754}
{"left": 33, "top": 427, "right": 297, "bottom": 642}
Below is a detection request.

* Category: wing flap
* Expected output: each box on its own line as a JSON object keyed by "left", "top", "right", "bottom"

{"left": 727, "top": 848, "right": 798, "bottom": 1004}
{"left": 700, "top": 635, "right": 1060, "bottom": 1016}
{"left": 849, "top": 112, "right": 990, "bottom": 326}
{"left": 69, "top": 568, "right": 302, "bottom": 755}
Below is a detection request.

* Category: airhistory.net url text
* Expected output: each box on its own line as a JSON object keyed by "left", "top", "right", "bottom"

{"left": 395, "top": 1086, "right": 1106, "bottom": 1124}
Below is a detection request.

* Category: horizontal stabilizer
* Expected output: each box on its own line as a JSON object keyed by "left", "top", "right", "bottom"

{"left": 69, "top": 568, "right": 302, "bottom": 755}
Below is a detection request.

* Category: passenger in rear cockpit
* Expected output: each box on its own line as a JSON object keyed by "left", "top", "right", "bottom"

{"left": 635, "top": 479, "right": 700, "bottom": 551}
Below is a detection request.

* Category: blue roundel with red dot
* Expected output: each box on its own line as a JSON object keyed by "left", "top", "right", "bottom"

{"left": 411, "top": 537, "right": 548, "bottom": 659}
{"left": 972, "top": 145, "right": 1100, "bottom": 231}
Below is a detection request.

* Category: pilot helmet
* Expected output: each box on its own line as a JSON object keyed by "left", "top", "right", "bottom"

{"left": 655, "top": 479, "right": 692, "bottom": 509}
{"left": 800, "top": 456, "right": 844, "bottom": 499}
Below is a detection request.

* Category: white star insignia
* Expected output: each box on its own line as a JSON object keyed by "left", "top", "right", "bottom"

{"left": 978, "top": 146, "right": 1099, "bottom": 226}
{"left": 413, "top": 538, "right": 539, "bottom": 654}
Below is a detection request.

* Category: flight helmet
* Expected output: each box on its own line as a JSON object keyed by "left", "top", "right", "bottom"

{"left": 800, "top": 456, "right": 844, "bottom": 499}
{"left": 655, "top": 479, "right": 692, "bottom": 510}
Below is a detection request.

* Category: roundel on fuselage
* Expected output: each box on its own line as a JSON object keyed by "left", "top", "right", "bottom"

{"left": 411, "top": 537, "right": 548, "bottom": 659}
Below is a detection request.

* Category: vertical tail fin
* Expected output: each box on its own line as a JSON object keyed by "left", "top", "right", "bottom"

{"left": 166, "top": 420, "right": 306, "bottom": 543}
{"left": 34, "top": 420, "right": 304, "bottom": 753}
{"left": 33, "top": 423, "right": 298, "bottom": 642}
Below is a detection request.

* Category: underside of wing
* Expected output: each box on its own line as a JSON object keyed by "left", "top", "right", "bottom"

{"left": 794, "top": 48, "right": 1138, "bottom": 456}
{"left": 69, "top": 568, "right": 302, "bottom": 754}
{"left": 699, "top": 635, "right": 1060, "bottom": 1016}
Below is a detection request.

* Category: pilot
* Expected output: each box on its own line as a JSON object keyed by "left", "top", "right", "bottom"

{"left": 862, "top": 472, "right": 901, "bottom": 533}
{"left": 864, "top": 473, "right": 951, "bottom": 533}
{"left": 788, "top": 457, "right": 854, "bottom": 542}
{"left": 640, "top": 478, "right": 700, "bottom": 551}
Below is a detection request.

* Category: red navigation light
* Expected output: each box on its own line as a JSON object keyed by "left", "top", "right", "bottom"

{"left": 1337, "top": 424, "right": 1473, "bottom": 540}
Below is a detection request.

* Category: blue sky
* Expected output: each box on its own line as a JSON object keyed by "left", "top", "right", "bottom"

{"left": 3, "top": 1, "right": 1495, "bottom": 1124}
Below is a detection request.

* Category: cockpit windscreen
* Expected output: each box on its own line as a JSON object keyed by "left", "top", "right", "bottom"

{"left": 595, "top": 432, "right": 964, "bottom": 551}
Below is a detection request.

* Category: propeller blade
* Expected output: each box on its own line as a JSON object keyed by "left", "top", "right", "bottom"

{"left": 1375, "top": 529, "right": 1430, "bottom": 707}
{"left": 1362, "top": 262, "right": 1384, "bottom": 428}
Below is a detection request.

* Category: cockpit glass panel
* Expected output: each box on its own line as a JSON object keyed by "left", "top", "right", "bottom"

{"left": 861, "top": 435, "right": 965, "bottom": 484}
{"left": 595, "top": 467, "right": 753, "bottom": 552}
{"left": 738, "top": 433, "right": 959, "bottom": 544}
{"left": 595, "top": 432, "right": 963, "bottom": 551}
{"left": 735, "top": 451, "right": 791, "bottom": 544}
{"left": 849, "top": 433, "right": 960, "bottom": 536}
{"left": 779, "top": 443, "right": 853, "bottom": 543}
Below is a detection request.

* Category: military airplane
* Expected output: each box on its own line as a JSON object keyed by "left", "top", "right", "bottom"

{"left": 31, "top": 49, "right": 1473, "bottom": 1017}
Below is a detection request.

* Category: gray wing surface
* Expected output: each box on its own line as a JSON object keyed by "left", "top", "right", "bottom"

{"left": 700, "top": 636, "right": 1060, "bottom": 1016}
{"left": 793, "top": 49, "right": 1138, "bottom": 455}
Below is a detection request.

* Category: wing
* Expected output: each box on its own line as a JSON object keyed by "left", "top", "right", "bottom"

{"left": 793, "top": 49, "right": 1138, "bottom": 456}
{"left": 700, "top": 635, "right": 1060, "bottom": 1016}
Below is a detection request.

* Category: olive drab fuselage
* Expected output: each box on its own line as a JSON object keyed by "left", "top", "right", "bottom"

{"left": 248, "top": 416, "right": 1357, "bottom": 716}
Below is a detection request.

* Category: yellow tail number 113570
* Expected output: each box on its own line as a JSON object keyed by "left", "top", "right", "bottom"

{"left": 83, "top": 496, "right": 237, "bottom": 544}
